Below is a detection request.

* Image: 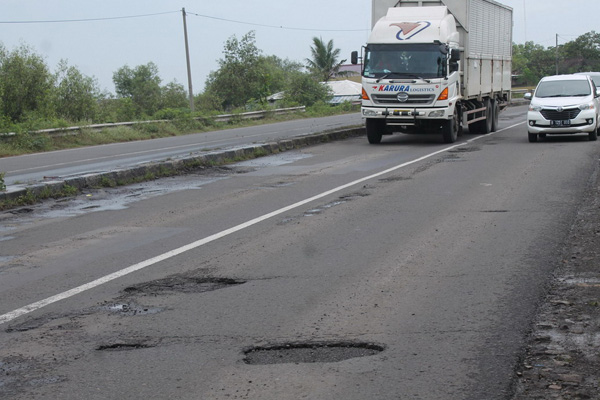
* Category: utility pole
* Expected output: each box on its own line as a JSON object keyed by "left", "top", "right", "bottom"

{"left": 555, "top": 34, "right": 559, "bottom": 75}
{"left": 182, "top": 8, "right": 194, "bottom": 111}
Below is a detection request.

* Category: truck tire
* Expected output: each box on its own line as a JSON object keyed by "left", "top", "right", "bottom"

{"left": 442, "top": 110, "right": 459, "bottom": 143}
{"left": 366, "top": 119, "right": 384, "bottom": 144}
{"left": 491, "top": 100, "right": 499, "bottom": 132}
{"left": 469, "top": 99, "right": 493, "bottom": 134}
{"left": 481, "top": 98, "right": 493, "bottom": 134}
{"left": 528, "top": 132, "right": 538, "bottom": 142}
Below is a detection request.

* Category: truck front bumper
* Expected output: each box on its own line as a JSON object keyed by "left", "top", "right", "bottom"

{"left": 362, "top": 106, "right": 448, "bottom": 123}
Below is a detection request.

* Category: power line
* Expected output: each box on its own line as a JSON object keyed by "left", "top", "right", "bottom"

{"left": 186, "top": 11, "right": 369, "bottom": 32}
{"left": 0, "top": 11, "right": 180, "bottom": 24}
{"left": 0, "top": 9, "right": 369, "bottom": 32}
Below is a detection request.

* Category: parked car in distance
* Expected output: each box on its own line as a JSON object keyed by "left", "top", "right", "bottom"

{"left": 524, "top": 74, "right": 600, "bottom": 142}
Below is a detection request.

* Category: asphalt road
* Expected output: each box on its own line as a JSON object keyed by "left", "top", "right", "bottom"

{"left": 0, "top": 113, "right": 363, "bottom": 187}
{"left": 1, "top": 105, "right": 599, "bottom": 399}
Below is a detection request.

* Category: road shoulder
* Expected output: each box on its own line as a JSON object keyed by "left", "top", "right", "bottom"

{"left": 512, "top": 164, "right": 600, "bottom": 398}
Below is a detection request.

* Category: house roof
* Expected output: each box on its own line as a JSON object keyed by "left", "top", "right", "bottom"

{"left": 326, "top": 80, "right": 362, "bottom": 96}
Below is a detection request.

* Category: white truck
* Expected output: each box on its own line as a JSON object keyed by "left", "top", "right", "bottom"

{"left": 351, "top": 0, "right": 513, "bottom": 144}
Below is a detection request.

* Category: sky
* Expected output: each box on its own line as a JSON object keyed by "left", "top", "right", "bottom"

{"left": 1, "top": 0, "right": 598, "bottom": 94}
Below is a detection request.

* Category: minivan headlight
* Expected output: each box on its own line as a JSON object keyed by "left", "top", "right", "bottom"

{"left": 579, "top": 103, "right": 595, "bottom": 110}
{"left": 529, "top": 104, "right": 542, "bottom": 112}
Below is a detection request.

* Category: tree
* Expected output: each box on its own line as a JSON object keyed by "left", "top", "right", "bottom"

{"left": 512, "top": 42, "right": 555, "bottom": 86}
{"left": 0, "top": 43, "right": 54, "bottom": 122}
{"left": 160, "top": 80, "right": 188, "bottom": 109}
{"left": 560, "top": 31, "right": 600, "bottom": 73}
{"left": 284, "top": 71, "right": 332, "bottom": 107}
{"left": 204, "top": 31, "right": 265, "bottom": 110}
{"left": 54, "top": 59, "right": 101, "bottom": 122}
{"left": 305, "top": 37, "right": 347, "bottom": 82}
{"left": 113, "top": 62, "right": 162, "bottom": 116}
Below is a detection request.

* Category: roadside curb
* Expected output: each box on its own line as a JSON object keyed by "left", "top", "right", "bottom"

{"left": 0, "top": 126, "right": 365, "bottom": 206}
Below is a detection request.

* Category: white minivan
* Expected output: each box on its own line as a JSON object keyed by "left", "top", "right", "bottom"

{"left": 524, "top": 74, "right": 600, "bottom": 142}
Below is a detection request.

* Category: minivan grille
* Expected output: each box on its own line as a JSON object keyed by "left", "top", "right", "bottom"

{"left": 540, "top": 108, "right": 581, "bottom": 120}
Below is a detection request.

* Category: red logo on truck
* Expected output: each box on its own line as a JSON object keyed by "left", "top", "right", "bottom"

{"left": 390, "top": 21, "right": 431, "bottom": 40}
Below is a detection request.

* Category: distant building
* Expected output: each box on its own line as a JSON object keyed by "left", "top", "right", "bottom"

{"left": 335, "top": 64, "right": 362, "bottom": 78}
{"left": 267, "top": 79, "right": 362, "bottom": 106}
{"left": 325, "top": 80, "right": 362, "bottom": 104}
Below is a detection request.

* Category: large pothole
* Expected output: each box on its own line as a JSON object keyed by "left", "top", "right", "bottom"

{"left": 123, "top": 276, "right": 245, "bottom": 295}
{"left": 243, "top": 341, "right": 385, "bottom": 365}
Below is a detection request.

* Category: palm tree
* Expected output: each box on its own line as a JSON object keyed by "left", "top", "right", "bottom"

{"left": 305, "top": 37, "right": 347, "bottom": 82}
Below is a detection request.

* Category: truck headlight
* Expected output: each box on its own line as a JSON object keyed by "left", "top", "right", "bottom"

{"left": 429, "top": 110, "right": 445, "bottom": 118}
{"left": 363, "top": 109, "right": 378, "bottom": 116}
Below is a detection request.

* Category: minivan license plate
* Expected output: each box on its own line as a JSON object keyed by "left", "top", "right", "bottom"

{"left": 551, "top": 120, "right": 571, "bottom": 127}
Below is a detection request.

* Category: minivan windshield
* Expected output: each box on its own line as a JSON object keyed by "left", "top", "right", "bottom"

{"left": 535, "top": 80, "right": 592, "bottom": 98}
{"left": 363, "top": 43, "right": 447, "bottom": 79}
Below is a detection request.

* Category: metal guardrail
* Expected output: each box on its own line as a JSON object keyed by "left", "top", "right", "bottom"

{"left": 0, "top": 106, "right": 306, "bottom": 137}
{"left": 2, "top": 90, "right": 532, "bottom": 138}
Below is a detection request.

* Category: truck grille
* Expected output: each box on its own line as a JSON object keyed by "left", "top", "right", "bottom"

{"left": 540, "top": 108, "right": 581, "bottom": 120}
{"left": 372, "top": 93, "right": 435, "bottom": 105}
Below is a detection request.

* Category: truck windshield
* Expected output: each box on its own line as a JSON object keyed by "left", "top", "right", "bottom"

{"left": 363, "top": 44, "right": 447, "bottom": 79}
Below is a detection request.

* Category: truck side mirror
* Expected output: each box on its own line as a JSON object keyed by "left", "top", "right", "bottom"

{"left": 450, "top": 49, "right": 461, "bottom": 62}
{"left": 351, "top": 51, "right": 358, "bottom": 65}
{"left": 524, "top": 93, "right": 532, "bottom": 100}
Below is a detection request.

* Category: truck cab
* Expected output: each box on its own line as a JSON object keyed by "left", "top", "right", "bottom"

{"left": 353, "top": 0, "right": 512, "bottom": 144}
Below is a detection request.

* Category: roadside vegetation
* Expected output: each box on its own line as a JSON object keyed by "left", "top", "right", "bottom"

{"left": 512, "top": 31, "right": 600, "bottom": 86}
{"left": 0, "top": 32, "right": 353, "bottom": 158}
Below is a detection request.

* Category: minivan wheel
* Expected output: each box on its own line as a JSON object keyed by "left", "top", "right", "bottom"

{"left": 589, "top": 128, "right": 598, "bottom": 141}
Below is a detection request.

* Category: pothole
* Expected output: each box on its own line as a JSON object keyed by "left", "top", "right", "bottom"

{"left": 123, "top": 276, "right": 245, "bottom": 295}
{"left": 449, "top": 146, "right": 480, "bottom": 153}
{"left": 8, "top": 208, "right": 33, "bottom": 215}
{"left": 96, "top": 343, "right": 154, "bottom": 352}
{"left": 304, "top": 201, "right": 347, "bottom": 216}
{"left": 379, "top": 176, "right": 410, "bottom": 182}
{"left": 243, "top": 341, "right": 385, "bottom": 365}
{"left": 99, "top": 302, "right": 163, "bottom": 316}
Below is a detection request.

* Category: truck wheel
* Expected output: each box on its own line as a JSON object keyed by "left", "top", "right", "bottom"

{"left": 442, "top": 110, "right": 459, "bottom": 143}
{"left": 491, "top": 100, "right": 499, "bottom": 132}
{"left": 366, "top": 119, "right": 384, "bottom": 144}
{"left": 482, "top": 98, "right": 493, "bottom": 134}
{"left": 528, "top": 133, "right": 538, "bottom": 143}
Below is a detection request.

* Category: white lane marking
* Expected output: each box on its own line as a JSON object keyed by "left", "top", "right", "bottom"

{"left": 0, "top": 122, "right": 524, "bottom": 325}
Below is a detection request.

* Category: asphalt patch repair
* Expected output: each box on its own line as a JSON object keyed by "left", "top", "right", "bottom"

{"left": 511, "top": 171, "right": 600, "bottom": 399}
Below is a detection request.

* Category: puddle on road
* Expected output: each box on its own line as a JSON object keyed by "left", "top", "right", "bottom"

{"left": 235, "top": 152, "right": 312, "bottom": 169}
{"left": 2, "top": 151, "right": 313, "bottom": 225}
